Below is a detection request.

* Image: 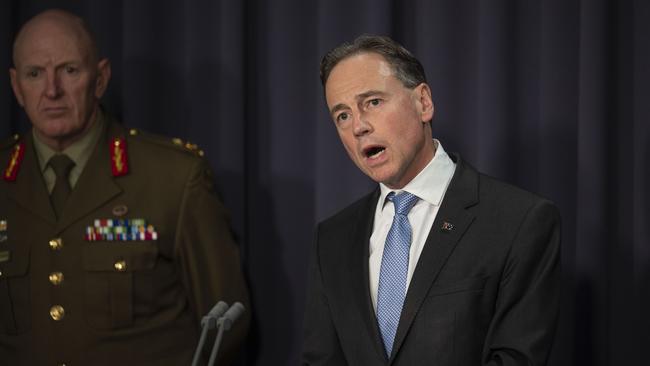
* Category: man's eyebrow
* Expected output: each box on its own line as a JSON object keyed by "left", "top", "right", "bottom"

{"left": 355, "top": 90, "right": 386, "bottom": 101}
{"left": 329, "top": 90, "right": 388, "bottom": 116}
{"left": 330, "top": 103, "right": 348, "bottom": 116}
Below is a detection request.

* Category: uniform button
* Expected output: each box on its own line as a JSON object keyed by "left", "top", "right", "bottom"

{"left": 50, "top": 305, "right": 65, "bottom": 321}
{"left": 114, "top": 260, "right": 127, "bottom": 272}
{"left": 0, "top": 270, "right": 3, "bottom": 277}
{"left": 49, "top": 238, "right": 63, "bottom": 251}
{"left": 49, "top": 272, "right": 64, "bottom": 285}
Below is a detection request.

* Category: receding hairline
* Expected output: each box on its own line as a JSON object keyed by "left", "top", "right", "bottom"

{"left": 12, "top": 9, "right": 98, "bottom": 66}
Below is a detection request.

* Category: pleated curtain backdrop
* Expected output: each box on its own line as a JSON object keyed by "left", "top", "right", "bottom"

{"left": 1, "top": 1, "right": 648, "bottom": 365}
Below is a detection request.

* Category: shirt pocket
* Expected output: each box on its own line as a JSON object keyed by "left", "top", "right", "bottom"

{"left": 83, "top": 242, "right": 158, "bottom": 330}
{"left": 0, "top": 244, "right": 30, "bottom": 335}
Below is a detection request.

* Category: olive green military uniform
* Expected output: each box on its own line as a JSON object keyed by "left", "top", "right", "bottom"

{"left": 0, "top": 113, "right": 250, "bottom": 365}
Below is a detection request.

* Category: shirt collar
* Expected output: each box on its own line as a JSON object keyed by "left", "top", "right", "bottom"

{"left": 378, "top": 139, "right": 456, "bottom": 208}
{"left": 33, "top": 108, "right": 105, "bottom": 172}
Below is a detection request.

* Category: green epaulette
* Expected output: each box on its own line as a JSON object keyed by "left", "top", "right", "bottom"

{"left": 125, "top": 128, "right": 205, "bottom": 158}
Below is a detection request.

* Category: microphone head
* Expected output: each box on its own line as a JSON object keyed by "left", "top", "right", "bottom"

{"left": 208, "top": 301, "right": 229, "bottom": 319}
{"left": 223, "top": 302, "right": 245, "bottom": 323}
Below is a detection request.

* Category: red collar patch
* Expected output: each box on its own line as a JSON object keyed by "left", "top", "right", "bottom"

{"left": 110, "top": 137, "right": 129, "bottom": 177}
{"left": 3, "top": 143, "right": 25, "bottom": 182}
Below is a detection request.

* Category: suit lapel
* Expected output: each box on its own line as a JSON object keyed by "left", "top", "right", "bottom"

{"left": 54, "top": 120, "right": 123, "bottom": 233}
{"left": 348, "top": 189, "right": 389, "bottom": 361}
{"left": 390, "top": 156, "right": 479, "bottom": 362}
{"left": 6, "top": 133, "right": 57, "bottom": 224}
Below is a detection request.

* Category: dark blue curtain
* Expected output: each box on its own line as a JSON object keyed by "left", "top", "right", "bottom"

{"left": 2, "top": 1, "right": 648, "bottom": 365}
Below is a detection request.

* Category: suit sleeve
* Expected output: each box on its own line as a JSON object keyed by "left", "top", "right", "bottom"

{"left": 174, "top": 158, "right": 251, "bottom": 364}
{"left": 483, "top": 199, "right": 561, "bottom": 366}
{"left": 302, "top": 224, "right": 348, "bottom": 365}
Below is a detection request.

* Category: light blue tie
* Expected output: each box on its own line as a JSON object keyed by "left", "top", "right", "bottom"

{"left": 376, "top": 191, "right": 419, "bottom": 357}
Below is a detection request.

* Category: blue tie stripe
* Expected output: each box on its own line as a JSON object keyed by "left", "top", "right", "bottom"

{"left": 376, "top": 191, "right": 419, "bottom": 357}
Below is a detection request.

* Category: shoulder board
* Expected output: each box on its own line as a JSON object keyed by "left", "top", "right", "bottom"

{"left": 126, "top": 128, "right": 205, "bottom": 158}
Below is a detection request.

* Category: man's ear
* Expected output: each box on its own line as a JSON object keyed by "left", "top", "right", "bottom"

{"left": 414, "top": 83, "right": 434, "bottom": 123}
{"left": 9, "top": 68, "right": 25, "bottom": 107}
{"left": 94, "top": 58, "right": 111, "bottom": 99}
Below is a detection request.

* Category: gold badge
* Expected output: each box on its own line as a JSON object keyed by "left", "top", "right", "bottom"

{"left": 112, "top": 204, "right": 128, "bottom": 217}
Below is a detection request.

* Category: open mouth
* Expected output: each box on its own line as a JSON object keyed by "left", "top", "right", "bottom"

{"left": 363, "top": 145, "right": 386, "bottom": 159}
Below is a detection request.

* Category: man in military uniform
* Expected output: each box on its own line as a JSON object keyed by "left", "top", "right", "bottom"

{"left": 0, "top": 9, "right": 250, "bottom": 365}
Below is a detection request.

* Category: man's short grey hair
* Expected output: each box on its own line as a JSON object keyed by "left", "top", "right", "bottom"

{"left": 320, "top": 34, "right": 427, "bottom": 89}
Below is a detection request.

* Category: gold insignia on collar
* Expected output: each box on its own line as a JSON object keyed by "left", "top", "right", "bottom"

{"left": 110, "top": 137, "right": 129, "bottom": 177}
{"left": 3, "top": 143, "right": 25, "bottom": 182}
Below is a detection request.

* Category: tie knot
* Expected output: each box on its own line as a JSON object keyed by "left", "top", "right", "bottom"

{"left": 387, "top": 191, "right": 419, "bottom": 216}
{"left": 49, "top": 154, "right": 75, "bottom": 178}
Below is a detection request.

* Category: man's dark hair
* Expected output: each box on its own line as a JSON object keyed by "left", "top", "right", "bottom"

{"left": 320, "top": 34, "right": 427, "bottom": 88}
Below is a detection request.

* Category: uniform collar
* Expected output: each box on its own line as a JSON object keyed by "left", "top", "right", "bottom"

{"left": 32, "top": 108, "right": 106, "bottom": 174}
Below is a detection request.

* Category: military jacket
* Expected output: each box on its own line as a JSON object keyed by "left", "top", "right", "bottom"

{"left": 0, "top": 119, "right": 250, "bottom": 365}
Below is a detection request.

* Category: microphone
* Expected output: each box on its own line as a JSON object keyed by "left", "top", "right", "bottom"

{"left": 191, "top": 301, "right": 229, "bottom": 366}
{"left": 207, "top": 302, "right": 246, "bottom": 366}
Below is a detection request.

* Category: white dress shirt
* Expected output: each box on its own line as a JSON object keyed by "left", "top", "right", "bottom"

{"left": 369, "top": 140, "right": 456, "bottom": 311}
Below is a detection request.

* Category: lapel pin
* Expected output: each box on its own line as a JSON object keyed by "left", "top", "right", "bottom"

{"left": 112, "top": 204, "right": 128, "bottom": 217}
{"left": 441, "top": 221, "right": 454, "bottom": 232}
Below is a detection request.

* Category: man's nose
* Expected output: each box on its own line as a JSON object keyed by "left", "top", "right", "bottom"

{"left": 44, "top": 72, "right": 62, "bottom": 98}
{"left": 353, "top": 113, "right": 372, "bottom": 137}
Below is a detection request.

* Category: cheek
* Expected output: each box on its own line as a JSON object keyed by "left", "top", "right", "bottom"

{"left": 338, "top": 131, "right": 360, "bottom": 159}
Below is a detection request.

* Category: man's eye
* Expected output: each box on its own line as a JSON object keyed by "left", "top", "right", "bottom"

{"left": 336, "top": 112, "right": 350, "bottom": 123}
{"left": 27, "top": 70, "right": 40, "bottom": 78}
{"left": 368, "top": 98, "right": 381, "bottom": 107}
{"left": 65, "top": 66, "right": 78, "bottom": 74}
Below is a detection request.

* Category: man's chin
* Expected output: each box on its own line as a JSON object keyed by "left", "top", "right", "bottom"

{"left": 365, "top": 168, "right": 396, "bottom": 186}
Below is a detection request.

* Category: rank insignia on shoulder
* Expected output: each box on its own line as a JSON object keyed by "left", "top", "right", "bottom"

{"left": 3, "top": 143, "right": 25, "bottom": 182}
{"left": 110, "top": 137, "right": 129, "bottom": 177}
{"left": 85, "top": 218, "right": 158, "bottom": 241}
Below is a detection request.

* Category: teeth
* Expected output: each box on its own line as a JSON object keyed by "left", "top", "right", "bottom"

{"left": 368, "top": 148, "right": 385, "bottom": 159}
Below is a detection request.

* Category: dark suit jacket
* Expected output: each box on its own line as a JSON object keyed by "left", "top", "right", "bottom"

{"left": 303, "top": 155, "right": 560, "bottom": 365}
{"left": 0, "top": 117, "right": 250, "bottom": 365}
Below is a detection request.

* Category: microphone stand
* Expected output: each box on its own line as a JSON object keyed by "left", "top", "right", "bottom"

{"left": 191, "top": 301, "right": 229, "bottom": 366}
{"left": 207, "top": 302, "right": 245, "bottom": 366}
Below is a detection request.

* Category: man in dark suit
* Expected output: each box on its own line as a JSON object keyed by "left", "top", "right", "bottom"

{"left": 0, "top": 9, "right": 249, "bottom": 365}
{"left": 302, "top": 35, "right": 560, "bottom": 365}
